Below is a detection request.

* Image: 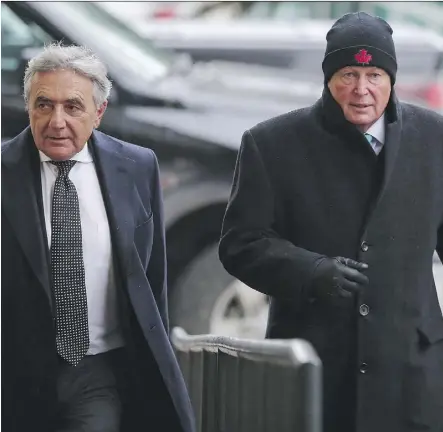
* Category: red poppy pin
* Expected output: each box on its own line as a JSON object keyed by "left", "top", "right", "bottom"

{"left": 354, "top": 49, "right": 372, "bottom": 65}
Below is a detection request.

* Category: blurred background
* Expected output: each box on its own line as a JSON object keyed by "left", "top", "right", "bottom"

{"left": 2, "top": 1, "right": 442, "bottom": 340}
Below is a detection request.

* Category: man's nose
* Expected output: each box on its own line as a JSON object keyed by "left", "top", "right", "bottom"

{"left": 48, "top": 105, "right": 67, "bottom": 129}
{"left": 354, "top": 77, "right": 370, "bottom": 96}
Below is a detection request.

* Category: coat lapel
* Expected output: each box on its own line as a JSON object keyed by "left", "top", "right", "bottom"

{"left": 90, "top": 131, "right": 136, "bottom": 277}
{"left": 2, "top": 128, "right": 53, "bottom": 307}
{"left": 372, "top": 97, "right": 403, "bottom": 209}
{"left": 320, "top": 88, "right": 404, "bottom": 225}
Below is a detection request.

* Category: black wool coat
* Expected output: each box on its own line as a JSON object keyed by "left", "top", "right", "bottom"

{"left": 219, "top": 89, "right": 443, "bottom": 432}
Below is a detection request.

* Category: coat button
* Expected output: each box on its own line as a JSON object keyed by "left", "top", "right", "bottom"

{"left": 359, "top": 304, "right": 370, "bottom": 316}
{"left": 361, "top": 241, "right": 369, "bottom": 252}
{"left": 359, "top": 363, "right": 368, "bottom": 374}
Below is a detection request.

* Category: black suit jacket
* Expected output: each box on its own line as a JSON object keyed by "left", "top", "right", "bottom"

{"left": 2, "top": 127, "right": 196, "bottom": 432}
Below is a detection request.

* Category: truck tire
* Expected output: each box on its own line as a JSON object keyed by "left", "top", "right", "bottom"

{"left": 169, "top": 243, "right": 269, "bottom": 337}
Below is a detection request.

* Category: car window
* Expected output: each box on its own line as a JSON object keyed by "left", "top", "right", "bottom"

{"left": 244, "top": 2, "right": 313, "bottom": 21}
{"left": 1, "top": 4, "right": 52, "bottom": 96}
{"left": 194, "top": 2, "right": 245, "bottom": 20}
{"left": 1, "top": 4, "right": 35, "bottom": 46}
{"left": 196, "top": 1, "right": 323, "bottom": 21}
{"left": 44, "top": 2, "right": 173, "bottom": 81}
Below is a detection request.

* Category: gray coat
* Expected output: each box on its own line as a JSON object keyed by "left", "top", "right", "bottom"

{"left": 219, "top": 89, "right": 443, "bottom": 432}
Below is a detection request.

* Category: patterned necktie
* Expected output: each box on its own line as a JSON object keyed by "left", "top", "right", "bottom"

{"left": 50, "top": 160, "right": 89, "bottom": 365}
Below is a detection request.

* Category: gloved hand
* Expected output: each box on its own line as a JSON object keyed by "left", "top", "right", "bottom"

{"left": 310, "top": 256, "right": 369, "bottom": 300}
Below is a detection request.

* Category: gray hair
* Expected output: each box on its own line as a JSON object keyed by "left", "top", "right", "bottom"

{"left": 23, "top": 42, "right": 112, "bottom": 108}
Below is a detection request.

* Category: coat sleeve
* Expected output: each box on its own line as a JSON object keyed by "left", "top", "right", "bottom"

{"left": 147, "top": 151, "right": 169, "bottom": 334}
{"left": 219, "top": 129, "right": 325, "bottom": 303}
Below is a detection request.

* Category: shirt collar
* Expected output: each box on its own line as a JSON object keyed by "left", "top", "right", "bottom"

{"left": 365, "top": 113, "right": 385, "bottom": 144}
{"left": 39, "top": 142, "right": 93, "bottom": 163}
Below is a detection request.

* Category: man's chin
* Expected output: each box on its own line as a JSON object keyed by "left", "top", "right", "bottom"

{"left": 345, "top": 112, "right": 375, "bottom": 125}
{"left": 40, "top": 146, "right": 77, "bottom": 161}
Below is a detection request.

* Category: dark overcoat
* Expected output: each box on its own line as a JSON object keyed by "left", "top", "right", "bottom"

{"left": 2, "top": 128, "right": 196, "bottom": 432}
{"left": 219, "top": 89, "right": 443, "bottom": 432}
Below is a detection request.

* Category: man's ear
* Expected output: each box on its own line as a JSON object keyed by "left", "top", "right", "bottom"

{"left": 94, "top": 101, "right": 108, "bottom": 128}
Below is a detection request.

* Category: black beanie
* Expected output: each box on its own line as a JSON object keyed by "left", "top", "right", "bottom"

{"left": 322, "top": 12, "right": 397, "bottom": 84}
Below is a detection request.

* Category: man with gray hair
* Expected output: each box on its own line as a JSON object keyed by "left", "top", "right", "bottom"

{"left": 2, "top": 43, "right": 195, "bottom": 432}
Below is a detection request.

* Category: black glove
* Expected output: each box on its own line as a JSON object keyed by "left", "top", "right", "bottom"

{"left": 311, "top": 256, "right": 369, "bottom": 300}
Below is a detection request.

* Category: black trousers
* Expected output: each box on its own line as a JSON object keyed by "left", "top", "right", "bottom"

{"left": 56, "top": 348, "right": 127, "bottom": 432}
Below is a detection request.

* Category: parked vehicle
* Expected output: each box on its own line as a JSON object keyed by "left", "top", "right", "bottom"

{"left": 190, "top": 1, "right": 332, "bottom": 21}
{"left": 2, "top": 1, "right": 305, "bottom": 339}
{"left": 3, "top": 2, "right": 442, "bottom": 340}
{"left": 130, "top": 19, "right": 443, "bottom": 112}
{"left": 98, "top": 1, "right": 216, "bottom": 23}
{"left": 188, "top": 0, "right": 443, "bottom": 35}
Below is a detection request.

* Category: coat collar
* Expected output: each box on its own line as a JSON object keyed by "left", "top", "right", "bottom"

{"left": 315, "top": 87, "right": 403, "bottom": 211}
{"left": 318, "top": 86, "right": 399, "bottom": 138}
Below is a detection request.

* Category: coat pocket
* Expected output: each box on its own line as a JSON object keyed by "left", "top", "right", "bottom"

{"left": 135, "top": 208, "right": 153, "bottom": 228}
{"left": 417, "top": 314, "right": 443, "bottom": 346}
{"left": 134, "top": 212, "right": 154, "bottom": 269}
{"left": 403, "top": 324, "right": 443, "bottom": 429}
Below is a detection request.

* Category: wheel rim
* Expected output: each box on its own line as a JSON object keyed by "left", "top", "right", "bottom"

{"left": 209, "top": 279, "right": 269, "bottom": 339}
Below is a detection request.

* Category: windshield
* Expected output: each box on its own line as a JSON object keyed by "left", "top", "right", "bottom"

{"left": 31, "top": 1, "right": 173, "bottom": 82}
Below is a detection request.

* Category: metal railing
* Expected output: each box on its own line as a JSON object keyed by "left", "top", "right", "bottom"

{"left": 171, "top": 327, "right": 322, "bottom": 432}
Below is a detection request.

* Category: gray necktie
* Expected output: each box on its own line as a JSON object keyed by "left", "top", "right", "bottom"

{"left": 50, "top": 160, "right": 89, "bottom": 365}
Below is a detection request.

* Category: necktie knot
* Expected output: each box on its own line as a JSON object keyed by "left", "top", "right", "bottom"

{"left": 364, "top": 133, "right": 382, "bottom": 155}
{"left": 51, "top": 160, "right": 77, "bottom": 177}
{"left": 364, "top": 133, "right": 373, "bottom": 144}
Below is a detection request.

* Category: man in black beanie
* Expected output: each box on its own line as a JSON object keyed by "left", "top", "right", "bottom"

{"left": 219, "top": 11, "right": 443, "bottom": 432}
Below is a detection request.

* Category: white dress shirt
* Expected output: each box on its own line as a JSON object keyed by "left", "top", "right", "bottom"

{"left": 365, "top": 113, "right": 385, "bottom": 155}
{"left": 40, "top": 144, "right": 125, "bottom": 355}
